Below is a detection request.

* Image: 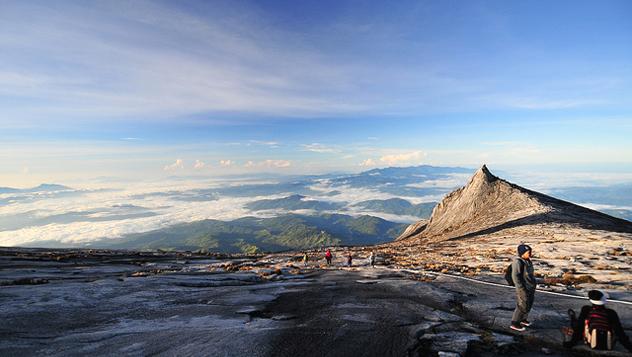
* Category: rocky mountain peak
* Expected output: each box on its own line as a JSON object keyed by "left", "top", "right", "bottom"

{"left": 396, "top": 165, "right": 632, "bottom": 243}
{"left": 470, "top": 164, "right": 497, "bottom": 185}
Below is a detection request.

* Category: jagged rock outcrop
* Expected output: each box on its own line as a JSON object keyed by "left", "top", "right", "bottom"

{"left": 397, "top": 220, "right": 427, "bottom": 241}
{"left": 398, "top": 165, "right": 632, "bottom": 243}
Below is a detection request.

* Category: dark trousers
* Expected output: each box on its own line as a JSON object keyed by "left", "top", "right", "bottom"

{"left": 512, "top": 288, "right": 535, "bottom": 324}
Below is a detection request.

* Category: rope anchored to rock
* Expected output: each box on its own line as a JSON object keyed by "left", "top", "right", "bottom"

{"left": 398, "top": 268, "right": 632, "bottom": 307}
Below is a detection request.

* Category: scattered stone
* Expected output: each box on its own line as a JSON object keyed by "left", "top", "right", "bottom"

{"left": 490, "top": 332, "right": 515, "bottom": 347}
{"left": 271, "top": 314, "right": 297, "bottom": 321}
{"left": 355, "top": 280, "right": 379, "bottom": 284}
{"left": 420, "top": 332, "right": 480, "bottom": 355}
{"left": 236, "top": 307, "right": 259, "bottom": 315}
{"left": 437, "top": 352, "right": 460, "bottom": 357}
{"left": 409, "top": 321, "right": 443, "bottom": 339}
{"left": 0, "top": 277, "right": 49, "bottom": 286}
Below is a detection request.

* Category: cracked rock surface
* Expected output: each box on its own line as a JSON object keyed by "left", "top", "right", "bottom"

{"left": 2, "top": 249, "right": 631, "bottom": 356}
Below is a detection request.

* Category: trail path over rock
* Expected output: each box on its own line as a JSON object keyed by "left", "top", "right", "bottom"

{"left": 1, "top": 249, "right": 631, "bottom": 356}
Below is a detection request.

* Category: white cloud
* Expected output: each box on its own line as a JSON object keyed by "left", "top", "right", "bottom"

{"left": 245, "top": 159, "right": 292, "bottom": 169}
{"left": 0, "top": 178, "right": 287, "bottom": 246}
{"left": 193, "top": 160, "right": 206, "bottom": 170}
{"left": 163, "top": 159, "right": 184, "bottom": 171}
{"left": 302, "top": 143, "right": 338, "bottom": 153}
{"left": 219, "top": 160, "right": 234, "bottom": 167}
{"left": 406, "top": 173, "right": 471, "bottom": 189}
{"left": 268, "top": 160, "right": 291, "bottom": 168}
{"left": 359, "top": 158, "right": 376, "bottom": 167}
{"left": 507, "top": 171, "right": 632, "bottom": 190}
{"left": 5, "top": 168, "right": 630, "bottom": 247}
{"left": 0, "top": 1, "right": 378, "bottom": 123}
{"left": 308, "top": 180, "right": 441, "bottom": 205}
{"left": 0, "top": 1, "right": 628, "bottom": 129}
{"left": 249, "top": 140, "right": 280, "bottom": 148}
{"left": 577, "top": 203, "right": 632, "bottom": 211}
{"left": 379, "top": 151, "right": 425, "bottom": 166}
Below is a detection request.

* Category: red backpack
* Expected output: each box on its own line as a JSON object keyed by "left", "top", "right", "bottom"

{"left": 584, "top": 306, "right": 613, "bottom": 350}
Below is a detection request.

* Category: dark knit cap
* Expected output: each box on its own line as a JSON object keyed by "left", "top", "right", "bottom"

{"left": 517, "top": 244, "right": 532, "bottom": 256}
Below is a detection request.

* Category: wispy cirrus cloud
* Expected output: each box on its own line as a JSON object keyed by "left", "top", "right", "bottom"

{"left": 244, "top": 160, "right": 291, "bottom": 169}
{"left": 0, "top": 1, "right": 374, "bottom": 123}
{"left": 249, "top": 140, "right": 280, "bottom": 148}
{"left": 4, "top": 1, "right": 625, "bottom": 128}
{"left": 406, "top": 173, "right": 470, "bottom": 189}
{"left": 302, "top": 143, "right": 339, "bottom": 153}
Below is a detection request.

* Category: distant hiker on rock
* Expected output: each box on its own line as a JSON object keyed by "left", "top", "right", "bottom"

{"left": 346, "top": 252, "right": 352, "bottom": 267}
{"left": 510, "top": 244, "right": 536, "bottom": 332}
{"left": 325, "top": 249, "right": 333, "bottom": 266}
{"left": 302, "top": 252, "right": 308, "bottom": 267}
{"left": 368, "top": 251, "right": 376, "bottom": 268}
{"left": 563, "top": 290, "right": 632, "bottom": 352}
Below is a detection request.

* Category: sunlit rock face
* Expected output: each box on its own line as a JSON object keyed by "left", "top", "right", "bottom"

{"left": 399, "top": 165, "right": 632, "bottom": 243}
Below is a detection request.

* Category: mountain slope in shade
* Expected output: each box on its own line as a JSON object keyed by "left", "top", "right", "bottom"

{"left": 353, "top": 198, "right": 436, "bottom": 218}
{"left": 92, "top": 213, "right": 407, "bottom": 253}
{"left": 246, "top": 195, "right": 342, "bottom": 211}
{"left": 398, "top": 165, "right": 632, "bottom": 242}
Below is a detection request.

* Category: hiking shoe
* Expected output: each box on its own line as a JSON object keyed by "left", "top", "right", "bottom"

{"left": 510, "top": 324, "right": 526, "bottom": 332}
{"left": 520, "top": 320, "right": 532, "bottom": 327}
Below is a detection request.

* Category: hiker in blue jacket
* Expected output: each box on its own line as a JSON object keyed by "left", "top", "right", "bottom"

{"left": 510, "top": 244, "right": 536, "bottom": 332}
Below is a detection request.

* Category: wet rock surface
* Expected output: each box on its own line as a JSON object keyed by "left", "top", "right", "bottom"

{"left": 1, "top": 248, "right": 631, "bottom": 356}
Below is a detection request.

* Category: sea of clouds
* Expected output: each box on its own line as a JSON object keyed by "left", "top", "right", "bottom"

{"left": 1, "top": 169, "right": 631, "bottom": 247}
{"left": 0, "top": 175, "right": 447, "bottom": 246}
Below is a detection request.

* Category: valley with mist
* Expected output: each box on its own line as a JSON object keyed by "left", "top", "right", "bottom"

{"left": 2, "top": 165, "right": 632, "bottom": 357}
{"left": 2, "top": 165, "right": 631, "bottom": 253}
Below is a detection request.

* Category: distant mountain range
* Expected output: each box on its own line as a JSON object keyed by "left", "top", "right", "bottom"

{"left": 245, "top": 195, "right": 437, "bottom": 219}
{"left": 327, "top": 165, "right": 473, "bottom": 197}
{"left": 4, "top": 165, "right": 631, "bottom": 251}
{"left": 246, "top": 195, "right": 343, "bottom": 211}
{"left": 353, "top": 198, "right": 436, "bottom": 218}
{"left": 0, "top": 183, "right": 71, "bottom": 194}
{"left": 547, "top": 184, "right": 632, "bottom": 207}
{"left": 97, "top": 213, "right": 407, "bottom": 253}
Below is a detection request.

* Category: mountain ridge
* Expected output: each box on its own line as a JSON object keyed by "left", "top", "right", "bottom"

{"left": 398, "top": 165, "right": 632, "bottom": 243}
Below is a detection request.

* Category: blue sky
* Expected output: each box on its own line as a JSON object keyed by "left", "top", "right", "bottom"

{"left": 1, "top": 0, "right": 632, "bottom": 186}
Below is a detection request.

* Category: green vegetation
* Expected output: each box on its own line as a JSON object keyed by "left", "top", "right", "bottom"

{"left": 99, "top": 213, "right": 407, "bottom": 253}
{"left": 353, "top": 198, "right": 436, "bottom": 218}
{"left": 245, "top": 194, "right": 342, "bottom": 211}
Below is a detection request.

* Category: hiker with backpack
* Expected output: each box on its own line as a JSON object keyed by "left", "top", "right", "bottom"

{"left": 325, "top": 249, "right": 333, "bottom": 266}
{"left": 563, "top": 290, "right": 632, "bottom": 352}
{"left": 508, "top": 244, "right": 536, "bottom": 332}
